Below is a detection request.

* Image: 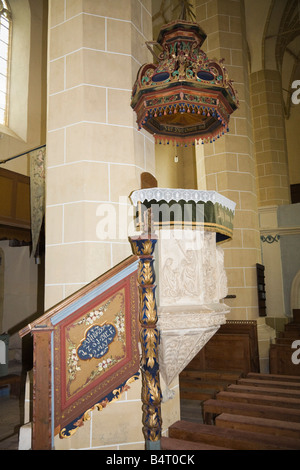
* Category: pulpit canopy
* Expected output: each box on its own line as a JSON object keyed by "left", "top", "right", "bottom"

{"left": 131, "top": 18, "right": 239, "bottom": 146}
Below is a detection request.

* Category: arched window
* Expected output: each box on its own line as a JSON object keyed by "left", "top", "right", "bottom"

{"left": 0, "top": 1, "right": 11, "bottom": 125}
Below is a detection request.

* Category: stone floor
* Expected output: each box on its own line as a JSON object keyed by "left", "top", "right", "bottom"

{"left": 0, "top": 395, "right": 21, "bottom": 450}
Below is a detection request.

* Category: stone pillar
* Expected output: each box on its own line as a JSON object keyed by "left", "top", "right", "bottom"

{"left": 250, "top": 69, "right": 290, "bottom": 206}
{"left": 45, "top": 0, "right": 155, "bottom": 309}
{"left": 195, "top": 0, "right": 261, "bottom": 319}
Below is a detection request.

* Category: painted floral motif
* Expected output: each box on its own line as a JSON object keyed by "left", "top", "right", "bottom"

{"left": 66, "top": 294, "right": 126, "bottom": 383}
{"left": 67, "top": 342, "right": 81, "bottom": 381}
{"left": 76, "top": 299, "right": 111, "bottom": 326}
{"left": 88, "top": 356, "right": 119, "bottom": 382}
{"left": 114, "top": 309, "right": 125, "bottom": 341}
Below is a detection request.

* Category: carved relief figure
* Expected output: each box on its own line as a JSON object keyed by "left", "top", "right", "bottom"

{"left": 161, "top": 258, "right": 180, "bottom": 298}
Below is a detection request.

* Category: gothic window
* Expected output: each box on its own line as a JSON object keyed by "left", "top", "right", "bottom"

{"left": 0, "top": 1, "right": 11, "bottom": 125}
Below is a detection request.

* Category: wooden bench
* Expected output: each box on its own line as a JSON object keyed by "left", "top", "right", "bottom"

{"left": 202, "top": 398, "right": 300, "bottom": 425}
{"left": 270, "top": 344, "right": 300, "bottom": 376}
{"left": 180, "top": 369, "right": 243, "bottom": 382}
{"left": 227, "top": 383, "right": 300, "bottom": 399}
{"left": 161, "top": 436, "right": 232, "bottom": 450}
{"left": 180, "top": 387, "right": 218, "bottom": 401}
{"left": 168, "top": 420, "right": 300, "bottom": 450}
{"left": 215, "top": 413, "right": 300, "bottom": 440}
{"left": 180, "top": 376, "right": 233, "bottom": 389}
{"left": 0, "top": 374, "right": 21, "bottom": 397}
{"left": 247, "top": 372, "right": 300, "bottom": 382}
{"left": 239, "top": 377, "right": 300, "bottom": 389}
{"left": 216, "top": 390, "right": 300, "bottom": 409}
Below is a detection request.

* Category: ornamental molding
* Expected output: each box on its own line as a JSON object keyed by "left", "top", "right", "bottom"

{"left": 130, "top": 188, "right": 236, "bottom": 213}
{"left": 260, "top": 226, "right": 300, "bottom": 237}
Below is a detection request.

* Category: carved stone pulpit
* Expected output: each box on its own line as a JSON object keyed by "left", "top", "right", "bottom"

{"left": 130, "top": 188, "right": 236, "bottom": 388}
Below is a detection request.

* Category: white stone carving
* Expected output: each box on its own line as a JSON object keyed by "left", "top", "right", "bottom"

{"left": 156, "top": 229, "right": 230, "bottom": 388}
{"left": 157, "top": 308, "right": 229, "bottom": 386}
{"left": 157, "top": 230, "right": 227, "bottom": 306}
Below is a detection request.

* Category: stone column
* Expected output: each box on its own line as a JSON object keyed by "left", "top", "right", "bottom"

{"left": 45, "top": 0, "right": 155, "bottom": 309}
{"left": 250, "top": 69, "right": 290, "bottom": 206}
{"left": 195, "top": 0, "right": 261, "bottom": 319}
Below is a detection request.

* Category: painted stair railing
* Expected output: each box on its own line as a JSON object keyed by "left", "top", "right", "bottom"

{"left": 19, "top": 252, "right": 161, "bottom": 450}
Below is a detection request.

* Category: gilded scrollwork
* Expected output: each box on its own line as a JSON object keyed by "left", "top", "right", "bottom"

{"left": 139, "top": 286, "right": 157, "bottom": 326}
{"left": 130, "top": 235, "right": 162, "bottom": 448}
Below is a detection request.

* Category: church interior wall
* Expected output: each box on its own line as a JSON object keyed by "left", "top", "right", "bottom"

{"left": 0, "top": 0, "right": 299, "bottom": 450}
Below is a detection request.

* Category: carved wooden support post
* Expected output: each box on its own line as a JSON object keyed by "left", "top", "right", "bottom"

{"left": 32, "top": 326, "right": 53, "bottom": 450}
{"left": 130, "top": 232, "right": 162, "bottom": 450}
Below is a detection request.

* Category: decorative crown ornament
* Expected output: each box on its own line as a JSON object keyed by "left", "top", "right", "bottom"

{"left": 131, "top": 5, "right": 239, "bottom": 146}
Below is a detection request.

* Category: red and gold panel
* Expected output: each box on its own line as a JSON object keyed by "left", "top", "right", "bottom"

{"left": 53, "top": 269, "right": 139, "bottom": 434}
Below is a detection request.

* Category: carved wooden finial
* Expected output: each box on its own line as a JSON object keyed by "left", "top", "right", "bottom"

{"left": 174, "top": 0, "right": 196, "bottom": 21}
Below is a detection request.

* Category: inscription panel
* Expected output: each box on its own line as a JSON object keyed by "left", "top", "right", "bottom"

{"left": 53, "top": 269, "right": 139, "bottom": 432}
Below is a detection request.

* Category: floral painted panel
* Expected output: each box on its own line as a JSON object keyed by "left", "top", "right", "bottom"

{"left": 53, "top": 270, "right": 139, "bottom": 432}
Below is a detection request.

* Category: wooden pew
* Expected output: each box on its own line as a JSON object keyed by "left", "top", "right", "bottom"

{"left": 180, "top": 377, "right": 230, "bottom": 391}
{"left": 238, "top": 377, "right": 300, "bottom": 390}
{"left": 168, "top": 420, "right": 300, "bottom": 450}
{"left": 180, "top": 386, "right": 218, "bottom": 401}
{"left": 202, "top": 398, "right": 300, "bottom": 425}
{"left": 227, "top": 383, "right": 300, "bottom": 399}
{"left": 161, "top": 436, "right": 232, "bottom": 450}
{"left": 270, "top": 343, "right": 300, "bottom": 376}
{"left": 180, "top": 369, "right": 243, "bottom": 382}
{"left": 216, "top": 390, "right": 300, "bottom": 409}
{"left": 215, "top": 413, "right": 300, "bottom": 440}
{"left": 247, "top": 372, "right": 300, "bottom": 382}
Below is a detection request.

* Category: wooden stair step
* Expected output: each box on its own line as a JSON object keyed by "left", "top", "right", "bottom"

{"left": 161, "top": 436, "right": 231, "bottom": 450}
{"left": 215, "top": 413, "right": 300, "bottom": 439}
{"left": 238, "top": 377, "right": 300, "bottom": 390}
{"left": 216, "top": 391, "right": 300, "bottom": 409}
{"left": 246, "top": 372, "right": 300, "bottom": 382}
{"left": 227, "top": 384, "right": 300, "bottom": 399}
{"left": 202, "top": 399, "right": 300, "bottom": 424}
{"left": 168, "top": 420, "right": 300, "bottom": 450}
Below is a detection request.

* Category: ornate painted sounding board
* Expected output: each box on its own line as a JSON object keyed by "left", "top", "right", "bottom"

{"left": 19, "top": 255, "right": 140, "bottom": 450}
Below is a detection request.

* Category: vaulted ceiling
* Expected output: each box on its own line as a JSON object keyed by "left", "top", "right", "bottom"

{"left": 245, "top": 0, "right": 299, "bottom": 117}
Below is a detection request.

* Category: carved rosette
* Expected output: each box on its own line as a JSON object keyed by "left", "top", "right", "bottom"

{"left": 130, "top": 235, "right": 162, "bottom": 449}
